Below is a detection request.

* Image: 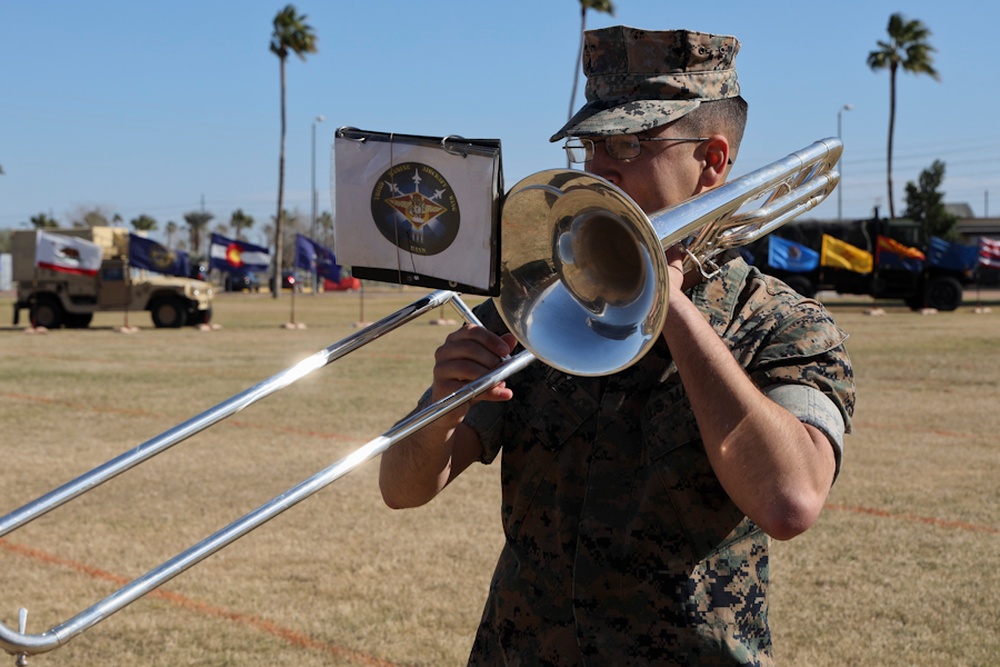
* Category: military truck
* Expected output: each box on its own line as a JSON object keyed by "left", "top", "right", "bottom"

{"left": 750, "top": 217, "right": 973, "bottom": 311}
{"left": 12, "top": 227, "right": 213, "bottom": 329}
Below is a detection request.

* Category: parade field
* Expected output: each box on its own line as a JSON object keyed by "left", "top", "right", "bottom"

{"left": 0, "top": 289, "right": 998, "bottom": 666}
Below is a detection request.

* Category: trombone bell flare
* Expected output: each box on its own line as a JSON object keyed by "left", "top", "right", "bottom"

{"left": 496, "top": 169, "right": 670, "bottom": 377}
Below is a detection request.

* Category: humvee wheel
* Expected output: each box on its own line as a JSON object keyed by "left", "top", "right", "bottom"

{"left": 151, "top": 298, "right": 188, "bottom": 328}
{"left": 30, "top": 295, "right": 65, "bottom": 329}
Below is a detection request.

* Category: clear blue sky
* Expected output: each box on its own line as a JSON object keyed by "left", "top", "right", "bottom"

{"left": 3, "top": 0, "right": 998, "bottom": 247}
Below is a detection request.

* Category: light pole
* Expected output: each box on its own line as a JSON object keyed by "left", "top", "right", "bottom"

{"left": 311, "top": 114, "right": 326, "bottom": 292}
{"left": 837, "top": 104, "right": 853, "bottom": 220}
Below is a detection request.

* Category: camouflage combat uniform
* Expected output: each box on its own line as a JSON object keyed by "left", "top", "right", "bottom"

{"left": 462, "top": 255, "right": 855, "bottom": 666}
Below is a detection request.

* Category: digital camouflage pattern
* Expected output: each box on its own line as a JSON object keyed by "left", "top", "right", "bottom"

{"left": 551, "top": 26, "right": 742, "bottom": 141}
{"left": 462, "top": 255, "right": 855, "bottom": 666}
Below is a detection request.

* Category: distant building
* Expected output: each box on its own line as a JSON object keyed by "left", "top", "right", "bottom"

{"left": 940, "top": 201, "right": 1000, "bottom": 242}
{"left": 945, "top": 203, "right": 976, "bottom": 219}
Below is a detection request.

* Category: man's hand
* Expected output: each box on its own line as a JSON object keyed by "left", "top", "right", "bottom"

{"left": 430, "top": 325, "right": 518, "bottom": 406}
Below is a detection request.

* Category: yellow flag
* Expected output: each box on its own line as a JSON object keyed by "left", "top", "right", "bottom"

{"left": 821, "top": 234, "right": 873, "bottom": 273}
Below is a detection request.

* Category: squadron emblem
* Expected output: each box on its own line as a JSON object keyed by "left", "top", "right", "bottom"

{"left": 149, "top": 244, "right": 178, "bottom": 271}
{"left": 370, "top": 162, "right": 460, "bottom": 255}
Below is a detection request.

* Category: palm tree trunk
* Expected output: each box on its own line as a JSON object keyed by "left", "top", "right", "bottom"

{"left": 274, "top": 59, "right": 287, "bottom": 299}
{"left": 887, "top": 64, "right": 897, "bottom": 219}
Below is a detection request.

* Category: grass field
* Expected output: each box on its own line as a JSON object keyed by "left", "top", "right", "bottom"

{"left": 0, "top": 288, "right": 998, "bottom": 666}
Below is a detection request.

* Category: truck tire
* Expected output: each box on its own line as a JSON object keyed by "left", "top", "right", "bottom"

{"left": 150, "top": 298, "right": 188, "bottom": 328}
{"left": 30, "top": 295, "right": 65, "bottom": 329}
{"left": 924, "top": 276, "right": 963, "bottom": 311}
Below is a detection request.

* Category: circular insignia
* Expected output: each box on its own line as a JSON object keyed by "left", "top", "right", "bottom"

{"left": 370, "top": 162, "right": 460, "bottom": 256}
{"left": 149, "top": 244, "right": 177, "bottom": 271}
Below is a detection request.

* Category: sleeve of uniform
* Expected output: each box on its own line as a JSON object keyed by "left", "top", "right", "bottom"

{"left": 746, "top": 296, "right": 856, "bottom": 482}
{"left": 765, "top": 383, "right": 847, "bottom": 480}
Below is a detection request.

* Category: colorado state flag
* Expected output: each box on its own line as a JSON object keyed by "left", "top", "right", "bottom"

{"left": 209, "top": 233, "right": 271, "bottom": 273}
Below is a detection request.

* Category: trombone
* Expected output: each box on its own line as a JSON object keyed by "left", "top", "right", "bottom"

{"left": 0, "top": 137, "right": 841, "bottom": 663}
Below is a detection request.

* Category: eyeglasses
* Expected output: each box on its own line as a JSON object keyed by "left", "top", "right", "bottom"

{"left": 563, "top": 135, "right": 708, "bottom": 163}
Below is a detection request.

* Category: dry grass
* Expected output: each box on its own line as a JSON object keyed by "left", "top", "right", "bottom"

{"left": 0, "top": 289, "right": 998, "bottom": 666}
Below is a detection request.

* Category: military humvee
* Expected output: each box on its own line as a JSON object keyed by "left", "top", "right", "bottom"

{"left": 11, "top": 227, "right": 213, "bottom": 329}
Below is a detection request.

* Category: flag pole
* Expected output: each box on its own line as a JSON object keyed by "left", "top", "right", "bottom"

{"left": 284, "top": 271, "right": 306, "bottom": 329}
{"left": 354, "top": 280, "right": 367, "bottom": 327}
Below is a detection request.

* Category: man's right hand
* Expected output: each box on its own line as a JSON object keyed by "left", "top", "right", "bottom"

{"left": 430, "top": 325, "right": 518, "bottom": 406}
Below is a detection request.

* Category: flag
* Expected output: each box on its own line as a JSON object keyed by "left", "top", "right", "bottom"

{"left": 294, "top": 234, "right": 341, "bottom": 283}
{"left": 334, "top": 128, "right": 501, "bottom": 295}
{"left": 209, "top": 233, "right": 270, "bottom": 273}
{"left": 979, "top": 236, "right": 1000, "bottom": 269}
{"left": 927, "top": 236, "right": 979, "bottom": 273}
{"left": 875, "top": 235, "right": 924, "bottom": 273}
{"left": 35, "top": 230, "right": 103, "bottom": 276}
{"left": 820, "top": 234, "right": 873, "bottom": 274}
{"left": 767, "top": 236, "right": 819, "bottom": 273}
{"left": 129, "top": 233, "right": 190, "bottom": 277}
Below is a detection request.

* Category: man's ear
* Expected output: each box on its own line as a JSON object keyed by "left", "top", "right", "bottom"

{"left": 699, "top": 136, "right": 730, "bottom": 188}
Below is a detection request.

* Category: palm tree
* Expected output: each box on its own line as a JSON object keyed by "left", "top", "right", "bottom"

{"left": 184, "top": 211, "right": 214, "bottom": 258}
{"left": 130, "top": 214, "right": 158, "bottom": 232}
{"left": 867, "top": 13, "right": 939, "bottom": 219}
{"left": 566, "top": 0, "right": 615, "bottom": 167}
{"left": 166, "top": 221, "right": 178, "bottom": 248}
{"left": 270, "top": 4, "right": 318, "bottom": 298}
{"left": 29, "top": 213, "right": 59, "bottom": 229}
{"left": 229, "top": 208, "right": 255, "bottom": 241}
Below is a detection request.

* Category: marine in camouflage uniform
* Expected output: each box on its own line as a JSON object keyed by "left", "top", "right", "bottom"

{"left": 381, "top": 24, "right": 856, "bottom": 667}
{"left": 463, "top": 255, "right": 853, "bottom": 665}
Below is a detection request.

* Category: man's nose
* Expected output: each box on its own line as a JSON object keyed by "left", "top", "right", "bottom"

{"left": 585, "top": 151, "right": 620, "bottom": 187}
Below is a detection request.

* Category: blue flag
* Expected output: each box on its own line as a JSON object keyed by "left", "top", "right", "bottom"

{"left": 128, "top": 234, "right": 190, "bottom": 277}
{"left": 209, "top": 233, "right": 270, "bottom": 273}
{"left": 295, "top": 234, "right": 341, "bottom": 283}
{"left": 767, "top": 236, "right": 819, "bottom": 273}
{"left": 927, "top": 236, "right": 979, "bottom": 272}
{"left": 876, "top": 251, "right": 923, "bottom": 273}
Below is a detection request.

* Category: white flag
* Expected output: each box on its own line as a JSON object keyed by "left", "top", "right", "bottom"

{"left": 334, "top": 129, "right": 501, "bottom": 295}
{"left": 35, "top": 230, "right": 103, "bottom": 276}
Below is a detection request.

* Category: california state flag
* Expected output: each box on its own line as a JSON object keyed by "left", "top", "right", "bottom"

{"left": 35, "top": 230, "right": 103, "bottom": 276}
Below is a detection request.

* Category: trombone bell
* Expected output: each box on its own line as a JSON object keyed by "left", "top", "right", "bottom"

{"left": 496, "top": 169, "right": 669, "bottom": 377}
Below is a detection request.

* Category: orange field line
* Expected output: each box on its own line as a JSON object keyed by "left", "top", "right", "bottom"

{"left": 0, "top": 538, "right": 402, "bottom": 667}
{"left": 825, "top": 503, "right": 999, "bottom": 534}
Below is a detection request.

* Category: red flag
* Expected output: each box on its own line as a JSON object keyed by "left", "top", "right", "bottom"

{"left": 876, "top": 235, "right": 925, "bottom": 261}
{"left": 980, "top": 236, "right": 1000, "bottom": 269}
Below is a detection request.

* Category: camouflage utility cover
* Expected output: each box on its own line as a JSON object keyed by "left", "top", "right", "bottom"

{"left": 463, "top": 256, "right": 855, "bottom": 665}
{"left": 552, "top": 26, "right": 742, "bottom": 141}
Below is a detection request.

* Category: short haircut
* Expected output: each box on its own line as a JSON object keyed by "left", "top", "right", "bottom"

{"left": 673, "top": 96, "right": 748, "bottom": 161}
